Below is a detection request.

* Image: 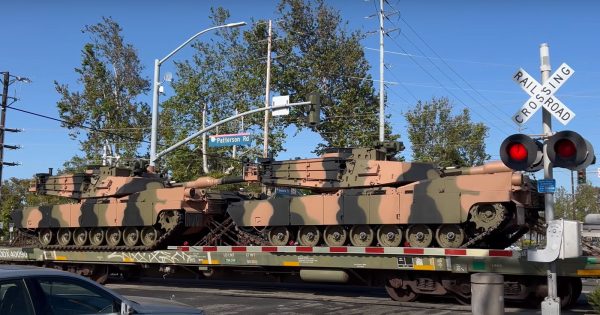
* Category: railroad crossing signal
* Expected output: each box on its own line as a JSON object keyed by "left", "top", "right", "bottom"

{"left": 512, "top": 63, "right": 575, "bottom": 126}
{"left": 500, "top": 130, "right": 595, "bottom": 172}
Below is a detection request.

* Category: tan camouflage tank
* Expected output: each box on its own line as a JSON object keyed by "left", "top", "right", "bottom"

{"left": 227, "top": 141, "right": 543, "bottom": 249}
{"left": 13, "top": 162, "right": 245, "bottom": 250}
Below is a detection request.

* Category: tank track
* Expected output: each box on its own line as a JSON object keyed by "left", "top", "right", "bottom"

{"left": 28, "top": 211, "right": 185, "bottom": 252}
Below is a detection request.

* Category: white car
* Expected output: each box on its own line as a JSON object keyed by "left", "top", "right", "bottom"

{"left": 0, "top": 265, "right": 203, "bottom": 315}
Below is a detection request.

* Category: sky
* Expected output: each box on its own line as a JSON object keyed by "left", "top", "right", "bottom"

{"left": 1, "top": 0, "right": 599, "bottom": 189}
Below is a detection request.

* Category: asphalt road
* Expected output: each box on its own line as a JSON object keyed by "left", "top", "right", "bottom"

{"left": 106, "top": 278, "right": 598, "bottom": 315}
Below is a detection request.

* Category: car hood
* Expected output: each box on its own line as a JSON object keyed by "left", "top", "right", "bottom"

{"left": 127, "top": 296, "right": 203, "bottom": 314}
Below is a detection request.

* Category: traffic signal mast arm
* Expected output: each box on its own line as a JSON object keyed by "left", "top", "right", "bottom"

{"left": 153, "top": 95, "right": 320, "bottom": 167}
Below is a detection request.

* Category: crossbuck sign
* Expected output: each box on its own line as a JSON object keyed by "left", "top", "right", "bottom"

{"left": 512, "top": 63, "right": 575, "bottom": 126}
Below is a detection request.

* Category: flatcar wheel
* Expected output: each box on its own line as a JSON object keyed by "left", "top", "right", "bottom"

{"left": 89, "top": 228, "right": 105, "bottom": 246}
{"left": 385, "top": 278, "right": 418, "bottom": 302}
{"left": 141, "top": 227, "right": 161, "bottom": 247}
{"left": 123, "top": 227, "right": 140, "bottom": 247}
{"left": 57, "top": 228, "right": 72, "bottom": 246}
{"left": 377, "top": 225, "right": 402, "bottom": 247}
{"left": 435, "top": 224, "right": 465, "bottom": 248}
{"left": 106, "top": 228, "right": 122, "bottom": 247}
{"left": 297, "top": 226, "right": 321, "bottom": 246}
{"left": 405, "top": 225, "right": 433, "bottom": 248}
{"left": 323, "top": 226, "right": 347, "bottom": 246}
{"left": 73, "top": 228, "right": 88, "bottom": 246}
{"left": 39, "top": 229, "right": 53, "bottom": 246}
{"left": 268, "top": 227, "right": 291, "bottom": 246}
{"left": 350, "top": 225, "right": 374, "bottom": 247}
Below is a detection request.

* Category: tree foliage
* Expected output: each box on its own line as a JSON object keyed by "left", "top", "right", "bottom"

{"left": 160, "top": 1, "right": 399, "bottom": 180}
{"left": 274, "top": 0, "right": 398, "bottom": 153}
{"left": 404, "top": 97, "right": 489, "bottom": 167}
{"left": 554, "top": 183, "right": 600, "bottom": 221}
{"left": 55, "top": 17, "right": 150, "bottom": 165}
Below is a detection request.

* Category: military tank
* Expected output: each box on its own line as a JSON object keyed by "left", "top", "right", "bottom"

{"left": 226, "top": 141, "right": 543, "bottom": 249}
{"left": 13, "top": 162, "right": 245, "bottom": 250}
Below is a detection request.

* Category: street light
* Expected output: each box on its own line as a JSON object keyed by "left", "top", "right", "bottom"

{"left": 149, "top": 22, "right": 247, "bottom": 170}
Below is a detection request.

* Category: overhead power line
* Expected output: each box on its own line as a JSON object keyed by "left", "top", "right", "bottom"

{"left": 7, "top": 106, "right": 149, "bottom": 144}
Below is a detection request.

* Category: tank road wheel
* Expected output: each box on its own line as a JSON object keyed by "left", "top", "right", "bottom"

{"left": 324, "top": 226, "right": 347, "bottom": 246}
{"left": 377, "top": 225, "right": 403, "bottom": 247}
{"left": 57, "top": 228, "right": 72, "bottom": 246}
{"left": 141, "top": 227, "right": 161, "bottom": 247}
{"left": 268, "top": 226, "right": 291, "bottom": 246}
{"left": 88, "top": 228, "right": 105, "bottom": 246}
{"left": 123, "top": 227, "right": 140, "bottom": 247}
{"left": 385, "top": 277, "right": 418, "bottom": 302}
{"left": 297, "top": 226, "right": 321, "bottom": 246}
{"left": 38, "top": 229, "right": 54, "bottom": 246}
{"left": 106, "top": 228, "right": 122, "bottom": 247}
{"left": 405, "top": 225, "right": 433, "bottom": 248}
{"left": 73, "top": 228, "right": 88, "bottom": 246}
{"left": 435, "top": 224, "right": 465, "bottom": 248}
{"left": 350, "top": 225, "right": 374, "bottom": 247}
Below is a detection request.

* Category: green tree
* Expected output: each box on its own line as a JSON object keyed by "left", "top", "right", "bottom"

{"left": 555, "top": 183, "right": 600, "bottom": 221}
{"left": 274, "top": 0, "right": 398, "bottom": 153}
{"left": 55, "top": 17, "right": 150, "bottom": 166}
{"left": 404, "top": 97, "right": 489, "bottom": 167}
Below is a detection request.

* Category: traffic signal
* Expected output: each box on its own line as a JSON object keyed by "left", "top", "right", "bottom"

{"left": 499, "top": 134, "right": 543, "bottom": 172}
{"left": 577, "top": 169, "right": 586, "bottom": 185}
{"left": 307, "top": 93, "right": 320, "bottom": 126}
{"left": 546, "top": 130, "right": 595, "bottom": 170}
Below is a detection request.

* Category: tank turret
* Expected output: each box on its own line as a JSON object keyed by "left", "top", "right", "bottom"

{"left": 246, "top": 142, "right": 440, "bottom": 191}
{"left": 29, "top": 165, "right": 164, "bottom": 199}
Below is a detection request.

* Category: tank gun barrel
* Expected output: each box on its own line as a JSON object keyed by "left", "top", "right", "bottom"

{"left": 444, "top": 161, "right": 512, "bottom": 176}
{"left": 183, "top": 176, "right": 245, "bottom": 189}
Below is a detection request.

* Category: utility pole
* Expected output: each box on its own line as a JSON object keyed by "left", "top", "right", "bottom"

{"left": 262, "top": 20, "right": 273, "bottom": 158}
{"left": 571, "top": 170, "right": 576, "bottom": 220}
{"left": 0, "top": 72, "right": 9, "bottom": 195}
{"left": 0, "top": 71, "right": 28, "bottom": 200}
{"left": 378, "top": 0, "right": 385, "bottom": 142}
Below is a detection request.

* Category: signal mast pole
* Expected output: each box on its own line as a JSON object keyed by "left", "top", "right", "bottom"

{"left": 540, "top": 43, "right": 559, "bottom": 312}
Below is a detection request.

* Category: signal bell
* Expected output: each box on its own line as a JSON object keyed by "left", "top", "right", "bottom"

{"left": 500, "top": 134, "right": 543, "bottom": 172}
{"left": 546, "top": 130, "right": 595, "bottom": 170}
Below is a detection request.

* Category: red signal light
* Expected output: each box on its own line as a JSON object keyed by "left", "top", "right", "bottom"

{"left": 499, "top": 134, "right": 543, "bottom": 172}
{"left": 547, "top": 130, "right": 595, "bottom": 170}
{"left": 554, "top": 139, "right": 576, "bottom": 159}
{"left": 507, "top": 143, "right": 527, "bottom": 161}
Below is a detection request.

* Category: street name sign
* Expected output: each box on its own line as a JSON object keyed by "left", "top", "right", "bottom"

{"left": 209, "top": 133, "right": 252, "bottom": 147}
{"left": 512, "top": 63, "right": 575, "bottom": 126}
